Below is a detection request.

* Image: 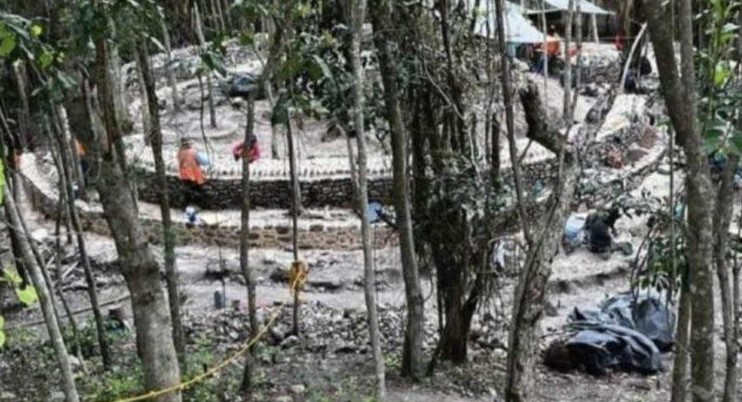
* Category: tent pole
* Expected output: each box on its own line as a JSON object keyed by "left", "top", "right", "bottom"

{"left": 591, "top": 13, "right": 599, "bottom": 42}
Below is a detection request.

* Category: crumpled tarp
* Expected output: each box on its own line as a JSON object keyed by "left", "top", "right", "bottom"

{"left": 563, "top": 322, "right": 662, "bottom": 375}
{"left": 545, "top": 292, "right": 674, "bottom": 376}
{"left": 571, "top": 292, "right": 676, "bottom": 352}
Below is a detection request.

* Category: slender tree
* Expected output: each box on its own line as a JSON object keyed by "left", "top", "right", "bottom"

{"left": 160, "top": 20, "right": 182, "bottom": 114}
{"left": 50, "top": 105, "right": 112, "bottom": 369}
{"left": 88, "top": 5, "right": 183, "bottom": 398}
{"left": 136, "top": 40, "right": 185, "bottom": 365}
{"left": 370, "top": 0, "right": 425, "bottom": 380}
{"left": 350, "top": 0, "right": 385, "bottom": 397}
{"left": 504, "top": 86, "right": 616, "bottom": 402}
{"left": 644, "top": 1, "right": 716, "bottom": 400}
{"left": 712, "top": 155, "right": 738, "bottom": 402}
{"left": 3, "top": 188, "right": 80, "bottom": 402}
{"left": 240, "top": 96, "right": 259, "bottom": 392}
{"left": 193, "top": 3, "right": 217, "bottom": 129}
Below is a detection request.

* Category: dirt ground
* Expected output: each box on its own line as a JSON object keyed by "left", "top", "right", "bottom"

{"left": 4, "top": 151, "right": 742, "bottom": 401}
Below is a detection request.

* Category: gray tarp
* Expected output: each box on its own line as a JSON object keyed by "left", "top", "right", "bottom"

{"left": 469, "top": 1, "right": 546, "bottom": 44}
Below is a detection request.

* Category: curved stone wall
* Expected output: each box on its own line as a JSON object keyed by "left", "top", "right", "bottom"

{"left": 19, "top": 155, "right": 396, "bottom": 251}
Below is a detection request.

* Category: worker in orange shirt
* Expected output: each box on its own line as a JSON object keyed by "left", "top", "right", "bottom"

{"left": 177, "top": 138, "right": 209, "bottom": 209}
{"left": 75, "top": 139, "right": 91, "bottom": 185}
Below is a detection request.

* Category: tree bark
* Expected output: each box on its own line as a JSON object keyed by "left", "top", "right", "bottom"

{"left": 161, "top": 20, "right": 182, "bottom": 114}
{"left": 93, "top": 30, "right": 182, "bottom": 402}
{"left": 136, "top": 41, "right": 185, "bottom": 367}
{"left": 194, "top": 3, "right": 217, "bottom": 129}
{"left": 643, "top": 1, "right": 716, "bottom": 400}
{"left": 712, "top": 155, "right": 738, "bottom": 402}
{"left": 286, "top": 120, "right": 302, "bottom": 335}
{"left": 671, "top": 279, "right": 692, "bottom": 402}
{"left": 135, "top": 57, "right": 151, "bottom": 145}
{"left": 11, "top": 62, "right": 32, "bottom": 149}
{"left": 562, "top": 0, "right": 582, "bottom": 123}
{"left": 351, "top": 0, "right": 385, "bottom": 398}
{"left": 3, "top": 191, "right": 80, "bottom": 402}
{"left": 370, "top": 0, "right": 425, "bottom": 380}
{"left": 240, "top": 97, "right": 259, "bottom": 391}
{"left": 51, "top": 105, "right": 112, "bottom": 370}
{"left": 504, "top": 85, "right": 616, "bottom": 402}
{"left": 495, "top": 0, "right": 529, "bottom": 242}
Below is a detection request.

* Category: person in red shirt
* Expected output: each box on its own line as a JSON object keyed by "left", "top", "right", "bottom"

{"left": 232, "top": 134, "right": 260, "bottom": 163}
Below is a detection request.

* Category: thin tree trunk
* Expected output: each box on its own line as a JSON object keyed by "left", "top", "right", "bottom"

{"left": 286, "top": 120, "right": 302, "bottom": 335}
{"left": 213, "top": 0, "right": 226, "bottom": 33}
{"left": 136, "top": 42, "right": 185, "bottom": 366}
{"left": 644, "top": 1, "right": 716, "bottom": 400}
{"left": 51, "top": 106, "right": 112, "bottom": 370}
{"left": 161, "top": 20, "right": 182, "bottom": 114}
{"left": 671, "top": 282, "right": 692, "bottom": 402}
{"left": 3, "top": 191, "right": 80, "bottom": 402}
{"left": 93, "top": 29, "right": 182, "bottom": 402}
{"left": 495, "top": 0, "right": 530, "bottom": 243}
{"left": 569, "top": 0, "right": 582, "bottom": 121}
{"left": 135, "top": 58, "right": 151, "bottom": 145}
{"left": 370, "top": 0, "right": 424, "bottom": 380}
{"left": 12, "top": 62, "right": 31, "bottom": 149}
{"left": 53, "top": 192, "right": 85, "bottom": 372}
{"left": 562, "top": 0, "right": 574, "bottom": 123}
{"left": 222, "top": 0, "right": 233, "bottom": 30}
{"left": 262, "top": 16, "right": 284, "bottom": 159}
{"left": 504, "top": 86, "right": 616, "bottom": 402}
{"left": 240, "top": 97, "right": 259, "bottom": 391}
{"left": 194, "top": 3, "right": 218, "bottom": 129}
{"left": 351, "top": 0, "right": 385, "bottom": 398}
{"left": 713, "top": 155, "right": 738, "bottom": 402}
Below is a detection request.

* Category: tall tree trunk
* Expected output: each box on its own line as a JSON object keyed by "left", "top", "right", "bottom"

{"left": 161, "top": 20, "right": 182, "bottom": 114}
{"left": 212, "top": 0, "right": 226, "bottom": 33}
{"left": 713, "top": 155, "right": 738, "bottom": 402}
{"left": 370, "top": 0, "right": 425, "bottom": 380}
{"left": 194, "top": 3, "right": 218, "bottom": 129}
{"left": 504, "top": 86, "right": 616, "bottom": 402}
{"left": 262, "top": 16, "right": 284, "bottom": 159}
{"left": 350, "top": 0, "right": 385, "bottom": 398}
{"left": 671, "top": 277, "right": 692, "bottom": 402}
{"left": 3, "top": 191, "right": 80, "bottom": 402}
{"left": 495, "top": 0, "right": 529, "bottom": 242}
{"left": 51, "top": 105, "right": 112, "bottom": 370}
{"left": 286, "top": 120, "right": 302, "bottom": 335}
{"left": 136, "top": 42, "right": 185, "bottom": 366}
{"left": 221, "top": 0, "right": 233, "bottom": 31}
{"left": 644, "top": 1, "right": 716, "bottom": 400}
{"left": 570, "top": 0, "right": 582, "bottom": 120}
{"left": 240, "top": 97, "right": 259, "bottom": 391}
{"left": 92, "top": 30, "right": 182, "bottom": 402}
{"left": 12, "top": 62, "right": 31, "bottom": 149}
{"left": 562, "top": 0, "right": 582, "bottom": 123}
{"left": 135, "top": 58, "right": 151, "bottom": 145}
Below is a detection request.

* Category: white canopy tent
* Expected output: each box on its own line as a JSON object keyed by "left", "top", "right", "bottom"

{"left": 523, "top": 0, "right": 613, "bottom": 15}
{"left": 522, "top": 0, "right": 614, "bottom": 42}
{"left": 469, "top": 1, "right": 546, "bottom": 44}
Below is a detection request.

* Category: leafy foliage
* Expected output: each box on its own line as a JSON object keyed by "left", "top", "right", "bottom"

{"left": 695, "top": 0, "right": 742, "bottom": 156}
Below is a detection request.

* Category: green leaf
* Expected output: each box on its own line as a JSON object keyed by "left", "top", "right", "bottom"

{"left": 0, "top": 33, "right": 17, "bottom": 57}
{"left": 16, "top": 285, "right": 37, "bottom": 306}
{"left": 2, "top": 268, "right": 21, "bottom": 285}
{"left": 0, "top": 328, "right": 5, "bottom": 348}
{"left": 29, "top": 23, "right": 42, "bottom": 38}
